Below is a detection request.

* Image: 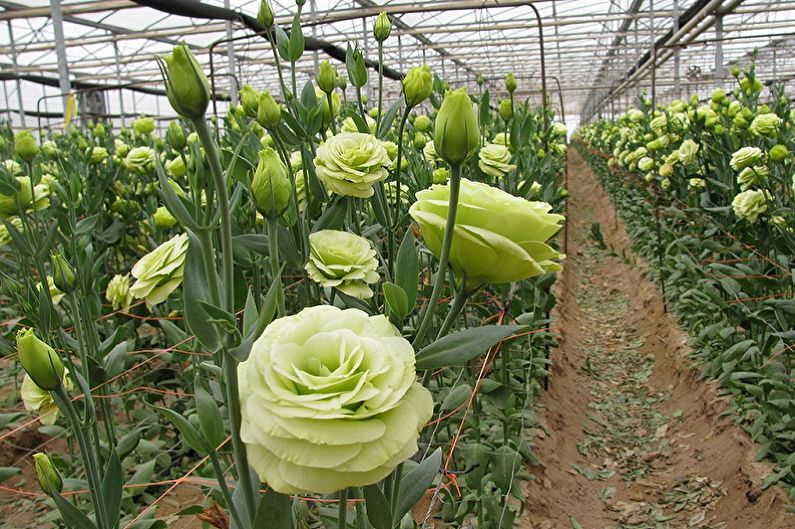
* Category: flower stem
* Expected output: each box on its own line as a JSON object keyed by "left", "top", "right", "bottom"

{"left": 354, "top": 488, "right": 368, "bottom": 529}
{"left": 412, "top": 163, "right": 462, "bottom": 348}
{"left": 435, "top": 287, "right": 468, "bottom": 340}
{"left": 338, "top": 488, "right": 349, "bottom": 529}
{"left": 267, "top": 216, "right": 285, "bottom": 317}
{"left": 209, "top": 451, "right": 250, "bottom": 529}
{"left": 326, "top": 92, "right": 338, "bottom": 135}
{"left": 222, "top": 357, "right": 257, "bottom": 519}
{"left": 376, "top": 43, "right": 384, "bottom": 133}
{"left": 388, "top": 107, "right": 412, "bottom": 276}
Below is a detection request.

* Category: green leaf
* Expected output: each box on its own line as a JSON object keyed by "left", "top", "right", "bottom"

{"left": 363, "top": 485, "right": 392, "bottom": 529}
{"left": 194, "top": 384, "right": 225, "bottom": 449}
{"left": 52, "top": 489, "right": 99, "bottom": 529}
{"left": 116, "top": 429, "right": 141, "bottom": 460}
{"left": 383, "top": 282, "right": 409, "bottom": 323}
{"left": 415, "top": 325, "right": 526, "bottom": 370}
{"left": 395, "top": 230, "right": 419, "bottom": 310}
{"left": 231, "top": 271, "right": 282, "bottom": 362}
{"left": 242, "top": 289, "right": 258, "bottom": 337}
{"left": 152, "top": 406, "right": 209, "bottom": 453}
{"left": 102, "top": 449, "right": 123, "bottom": 528}
{"left": 183, "top": 232, "right": 223, "bottom": 353}
{"left": 312, "top": 198, "right": 348, "bottom": 232}
{"left": 440, "top": 384, "right": 472, "bottom": 412}
{"left": 0, "top": 467, "right": 20, "bottom": 483}
{"left": 254, "top": 490, "right": 294, "bottom": 529}
{"left": 347, "top": 109, "right": 370, "bottom": 134}
{"left": 480, "top": 89, "right": 491, "bottom": 128}
{"left": 156, "top": 159, "right": 200, "bottom": 231}
{"left": 275, "top": 25, "right": 290, "bottom": 62}
{"left": 377, "top": 99, "right": 403, "bottom": 139}
{"left": 395, "top": 448, "right": 442, "bottom": 524}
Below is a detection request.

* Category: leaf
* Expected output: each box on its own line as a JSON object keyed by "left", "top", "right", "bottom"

{"left": 0, "top": 467, "right": 20, "bottom": 483}
{"left": 231, "top": 272, "right": 282, "bottom": 362}
{"left": 102, "top": 449, "right": 123, "bottom": 528}
{"left": 383, "top": 282, "right": 409, "bottom": 323}
{"left": 194, "top": 384, "right": 225, "bottom": 449}
{"left": 415, "top": 325, "right": 526, "bottom": 370}
{"left": 156, "top": 159, "right": 199, "bottom": 231}
{"left": 253, "top": 490, "right": 294, "bottom": 529}
{"left": 52, "top": 490, "right": 99, "bottom": 529}
{"left": 116, "top": 429, "right": 141, "bottom": 460}
{"left": 347, "top": 109, "right": 370, "bottom": 134}
{"left": 274, "top": 25, "right": 290, "bottom": 62}
{"left": 183, "top": 231, "right": 223, "bottom": 353}
{"left": 363, "top": 485, "right": 392, "bottom": 529}
{"left": 395, "top": 230, "right": 419, "bottom": 310}
{"left": 287, "top": 12, "right": 305, "bottom": 62}
{"left": 377, "top": 99, "right": 403, "bottom": 139}
{"left": 242, "top": 289, "right": 258, "bottom": 337}
{"left": 312, "top": 198, "right": 348, "bottom": 232}
{"left": 480, "top": 89, "right": 491, "bottom": 128}
{"left": 103, "top": 341, "right": 129, "bottom": 378}
{"left": 570, "top": 517, "right": 584, "bottom": 529}
{"left": 440, "top": 384, "right": 472, "bottom": 412}
{"left": 395, "top": 448, "right": 442, "bottom": 524}
{"left": 152, "top": 406, "right": 209, "bottom": 453}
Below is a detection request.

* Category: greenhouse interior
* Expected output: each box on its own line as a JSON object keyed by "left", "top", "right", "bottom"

{"left": 2, "top": 0, "right": 795, "bottom": 528}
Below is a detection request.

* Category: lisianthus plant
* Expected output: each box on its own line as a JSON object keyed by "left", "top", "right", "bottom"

{"left": 575, "top": 62, "right": 795, "bottom": 500}
{"left": 0, "top": 3, "right": 566, "bottom": 529}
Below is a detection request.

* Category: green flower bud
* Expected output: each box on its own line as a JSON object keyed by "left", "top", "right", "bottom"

{"left": 433, "top": 88, "right": 479, "bottom": 165}
{"left": 41, "top": 141, "right": 58, "bottom": 157}
{"left": 402, "top": 65, "right": 433, "bottom": 108}
{"left": 432, "top": 167, "right": 449, "bottom": 184}
{"left": 373, "top": 12, "right": 391, "bottom": 42}
{"left": 51, "top": 253, "right": 76, "bottom": 293}
{"left": 413, "top": 132, "right": 427, "bottom": 150}
{"left": 165, "top": 156, "right": 186, "bottom": 178}
{"left": 338, "top": 73, "right": 347, "bottom": 90}
{"left": 153, "top": 206, "right": 177, "bottom": 228}
{"left": 167, "top": 121, "right": 186, "bottom": 149}
{"left": 505, "top": 72, "right": 517, "bottom": 93}
{"left": 731, "top": 64, "right": 740, "bottom": 78}
{"left": 499, "top": 99, "right": 513, "bottom": 122}
{"left": 257, "top": 0, "right": 274, "bottom": 28}
{"left": 33, "top": 453, "right": 63, "bottom": 496}
{"left": 15, "top": 130, "right": 38, "bottom": 162}
{"left": 256, "top": 91, "right": 281, "bottom": 129}
{"left": 749, "top": 113, "right": 782, "bottom": 138}
{"left": 93, "top": 122, "right": 107, "bottom": 138}
{"left": 159, "top": 44, "right": 211, "bottom": 120}
{"left": 252, "top": 147, "right": 292, "bottom": 217}
{"left": 88, "top": 146, "right": 108, "bottom": 165}
{"left": 133, "top": 117, "right": 155, "bottom": 135}
{"left": 17, "top": 328, "right": 64, "bottom": 391}
{"left": 477, "top": 74, "right": 485, "bottom": 86}
{"left": 239, "top": 85, "right": 259, "bottom": 117}
{"left": 414, "top": 115, "right": 432, "bottom": 133}
{"left": 317, "top": 61, "right": 337, "bottom": 94}
{"left": 770, "top": 144, "right": 788, "bottom": 162}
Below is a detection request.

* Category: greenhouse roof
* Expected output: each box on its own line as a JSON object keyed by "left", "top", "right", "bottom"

{"left": 0, "top": 0, "right": 793, "bottom": 129}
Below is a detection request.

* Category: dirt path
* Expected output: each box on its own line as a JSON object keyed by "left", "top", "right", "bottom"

{"left": 525, "top": 149, "right": 795, "bottom": 529}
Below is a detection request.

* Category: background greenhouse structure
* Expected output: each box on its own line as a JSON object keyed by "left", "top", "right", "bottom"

{"left": 1, "top": 0, "right": 792, "bottom": 134}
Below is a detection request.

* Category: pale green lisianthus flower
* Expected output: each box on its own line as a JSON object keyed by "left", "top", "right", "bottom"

{"left": 749, "top": 113, "right": 782, "bottom": 138}
{"left": 423, "top": 141, "right": 441, "bottom": 164}
{"left": 130, "top": 233, "right": 188, "bottom": 308}
{"left": 238, "top": 305, "right": 433, "bottom": 494}
{"left": 678, "top": 139, "right": 699, "bottom": 165}
{"left": 37, "top": 276, "right": 64, "bottom": 305}
{"left": 688, "top": 178, "right": 706, "bottom": 190}
{"left": 492, "top": 132, "right": 510, "bottom": 148}
{"left": 409, "top": 178, "right": 564, "bottom": 292}
{"left": 732, "top": 189, "right": 769, "bottom": 223}
{"left": 305, "top": 230, "right": 380, "bottom": 299}
{"left": 21, "top": 370, "right": 72, "bottom": 425}
{"left": 0, "top": 217, "right": 23, "bottom": 245}
{"left": 123, "top": 146, "right": 155, "bottom": 174}
{"left": 478, "top": 143, "right": 516, "bottom": 179}
{"left": 314, "top": 133, "right": 390, "bottom": 198}
{"left": 106, "top": 273, "right": 133, "bottom": 311}
{"left": 737, "top": 165, "right": 769, "bottom": 191}
{"left": 730, "top": 147, "right": 763, "bottom": 171}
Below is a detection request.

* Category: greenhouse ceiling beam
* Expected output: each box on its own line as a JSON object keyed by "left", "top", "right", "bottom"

{"left": 0, "top": 0, "right": 136, "bottom": 20}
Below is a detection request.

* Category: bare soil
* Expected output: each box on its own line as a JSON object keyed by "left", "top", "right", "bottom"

{"left": 524, "top": 149, "right": 795, "bottom": 528}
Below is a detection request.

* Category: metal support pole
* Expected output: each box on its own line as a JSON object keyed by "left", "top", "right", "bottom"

{"left": 715, "top": 14, "right": 724, "bottom": 89}
{"left": 672, "top": 0, "right": 681, "bottom": 99}
{"left": 526, "top": 3, "right": 549, "bottom": 146}
{"left": 7, "top": 21, "right": 25, "bottom": 128}
{"left": 113, "top": 39, "right": 126, "bottom": 128}
{"left": 50, "top": 0, "right": 72, "bottom": 109}
{"left": 650, "top": 0, "right": 656, "bottom": 109}
{"left": 224, "top": 0, "right": 238, "bottom": 105}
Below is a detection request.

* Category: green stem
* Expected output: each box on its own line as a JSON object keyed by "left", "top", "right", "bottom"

{"left": 376, "top": 43, "right": 384, "bottom": 134}
{"left": 222, "top": 357, "right": 257, "bottom": 519}
{"left": 209, "top": 452, "right": 250, "bottom": 529}
{"left": 326, "top": 92, "right": 338, "bottom": 135}
{"left": 389, "top": 462, "right": 404, "bottom": 526}
{"left": 338, "top": 488, "right": 349, "bottom": 529}
{"left": 354, "top": 488, "right": 369, "bottom": 529}
{"left": 356, "top": 87, "right": 368, "bottom": 125}
{"left": 267, "top": 216, "right": 285, "bottom": 317}
{"left": 412, "top": 164, "right": 462, "bottom": 348}
{"left": 435, "top": 287, "right": 468, "bottom": 340}
{"left": 53, "top": 386, "right": 108, "bottom": 529}
{"left": 388, "top": 107, "right": 412, "bottom": 276}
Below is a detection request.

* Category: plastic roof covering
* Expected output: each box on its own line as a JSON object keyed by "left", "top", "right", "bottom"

{"left": 0, "top": 0, "right": 794, "bottom": 132}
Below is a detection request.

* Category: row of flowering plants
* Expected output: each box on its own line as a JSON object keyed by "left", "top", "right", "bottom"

{"left": 0, "top": 3, "right": 568, "bottom": 529}
{"left": 574, "top": 63, "right": 795, "bottom": 503}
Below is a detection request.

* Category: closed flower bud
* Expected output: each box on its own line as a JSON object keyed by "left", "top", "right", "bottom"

{"left": 477, "top": 74, "right": 485, "bottom": 86}
{"left": 414, "top": 115, "right": 432, "bottom": 133}
{"left": 499, "top": 99, "right": 513, "bottom": 122}
{"left": 88, "top": 146, "right": 108, "bottom": 165}
{"left": 258, "top": 0, "right": 274, "bottom": 28}
{"left": 252, "top": 147, "right": 292, "bottom": 217}
{"left": 338, "top": 73, "right": 347, "bottom": 90}
{"left": 413, "top": 132, "right": 427, "bottom": 150}
{"left": 33, "top": 453, "right": 62, "bottom": 496}
{"left": 51, "top": 253, "right": 75, "bottom": 293}
{"left": 317, "top": 61, "right": 337, "bottom": 94}
{"left": 505, "top": 72, "right": 517, "bottom": 93}
{"left": 731, "top": 64, "right": 740, "bottom": 78}
{"left": 167, "top": 121, "right": 186, "bottom": 149}
{"left": 374, "top": 12, "right": 391, "bottom": 42}
{"left": 15, "top": 130, "right": 38, "bottom": 162}
{"left": 402, "top": 65, "right": 433, "bottom": 108}
{"left": 749, "top": 113, "right": 782, "bottom": 138}
{"left": 239, "top": 85, "right": 259, "bottom": 117}
{"left": 153, "top": 205, "right": 177, "bottom": 228}
{"left": 256, "top": 91, "right": 281, "bottom": 130}
{"left": 133, "top": 117, "right": 155, "bottom": 135}
{"left": 432, "top": 167, "right": 449, "bottom": 184}
{"left": 41, "top": 141, "right": 58, "bottom": 157}
{"left": 93, "top": 122, "right": 106, "bottom": 138}
{"left": 770, "top": 144, "right": 788, "bottom": 162}
{"left": 434, "top": 88, "right": 479, "bottom": 165}
{"left": 17, "top": 328, "right": 64, "bottom": 391}
{"left": 159, "top": 44, "right": 211, "bottom": 120}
